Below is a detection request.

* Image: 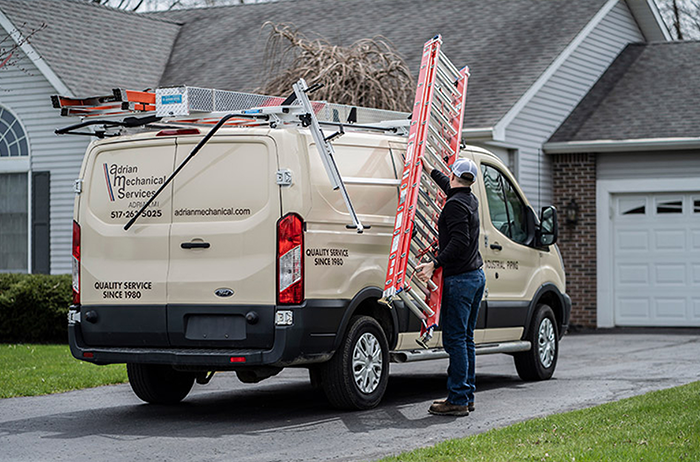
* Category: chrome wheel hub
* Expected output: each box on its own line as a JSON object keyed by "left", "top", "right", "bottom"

{"left": 352, "top": 332, "right": 383, "bottom": 394}
{"left": 538, "top": 317, "right": 556, "bottom": 368}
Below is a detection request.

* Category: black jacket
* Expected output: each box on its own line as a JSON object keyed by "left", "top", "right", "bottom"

{"left": 431, "top": 169, "right": 483, "bottom": 278}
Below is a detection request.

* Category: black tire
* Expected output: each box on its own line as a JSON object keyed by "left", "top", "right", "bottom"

{"left": 321, "top": 316, "right": 389, "bottom": 410}
{"left": 127, "top": 363, "right": 195, "bottom": 404}
{"left": 514, "top": 304, "right": 559, "bottom": 381}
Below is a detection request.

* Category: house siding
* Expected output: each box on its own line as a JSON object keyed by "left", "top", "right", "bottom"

{"left": 0, "top": 49, "right": 89, "bottom": 274}
{"left": 504, "top": 0, "right": 644, "bottom": 209}
{"left": 597, "top": 150, "right": 700, "bottom": 180}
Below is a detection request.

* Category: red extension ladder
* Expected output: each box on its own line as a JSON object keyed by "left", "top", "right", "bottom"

{"left": 382, "top": 35, "right": 470, "bottom": 348}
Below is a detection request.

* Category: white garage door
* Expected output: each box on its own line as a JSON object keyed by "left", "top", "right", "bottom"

{"left": 614, "top": 193, "right": 700, "bottom": 326}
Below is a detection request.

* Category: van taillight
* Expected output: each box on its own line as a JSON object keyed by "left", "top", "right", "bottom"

{"left": 72, "top": 221, "right": 80, "bottom": 305}
{"left": 277, "top": 213, "right": 303, "bottom": 305}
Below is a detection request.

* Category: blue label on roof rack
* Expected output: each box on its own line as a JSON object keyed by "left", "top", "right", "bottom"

{"left": 161, "top": 95, "right": 183, "bottom": 105}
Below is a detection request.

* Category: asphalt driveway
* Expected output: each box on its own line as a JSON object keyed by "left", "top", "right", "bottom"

{"left": 1, "top": 330, "right": 698, "bottom": 462}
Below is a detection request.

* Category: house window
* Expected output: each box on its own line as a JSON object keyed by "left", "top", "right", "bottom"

{"left": 0, "top": 172, "right": 28, "bottom": 271}
{"left": 0, "top": 106, "right": 30, "bottom": 271}
{"left": 0, "top": 107, "right": 29, "bottom": 157}
{"left": 656, "top": 198, "right": 683, "bottom": 214}
{"left": 619, "top": 197, "right": 646, "bottom": 215}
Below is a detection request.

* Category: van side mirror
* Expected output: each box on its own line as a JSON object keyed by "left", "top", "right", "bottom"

{"left": 537, "top": 206, "right": 558, "bottom": 247}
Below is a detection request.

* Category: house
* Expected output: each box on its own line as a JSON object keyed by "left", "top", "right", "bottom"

{"left": 0, "top": 0, "right": 683, "bottom": 328}
{"left": 0, "top": 0, "right": 180, "bottom": 274}
{"left": 546, "top": 41, "right": 700, "bottom": 328}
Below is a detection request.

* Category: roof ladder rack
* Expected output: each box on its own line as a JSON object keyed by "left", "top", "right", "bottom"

{"left": 381, "top": 35, "right": 470, "bottom": 348}
{"left": 292, "top": 78, "right": 366, "bottom": 233}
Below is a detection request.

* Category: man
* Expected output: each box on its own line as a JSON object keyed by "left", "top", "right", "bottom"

{"left": 416, "top": 155, "right": 486, "bottom": 417}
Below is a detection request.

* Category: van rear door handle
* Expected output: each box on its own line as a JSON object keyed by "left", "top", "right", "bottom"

{"left": 490, "top": 243, "right": 503, "bottom": 251}
{"left": 181, "top": 242, "right": 210, "bottom": 249}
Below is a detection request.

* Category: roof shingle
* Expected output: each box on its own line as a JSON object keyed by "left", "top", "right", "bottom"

{"left": 151, "top": 0, "right": 608, "bottom": 129}
{"left": 550, "top": 41, "right": 700, "bottom": 142}
{"left": 0, "top": 0, "right": 612, "bottom": 130}
{"left": 0, "top": 0, "right": 181, "bottom": 95}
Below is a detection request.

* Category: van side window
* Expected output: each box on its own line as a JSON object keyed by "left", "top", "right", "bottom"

{"left": 481, "top": 164, "right": 528, "bottom": 245}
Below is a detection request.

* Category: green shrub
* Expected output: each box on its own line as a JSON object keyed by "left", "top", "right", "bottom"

{"left": 0, "top": 274, "right": 72, "bottom": 343}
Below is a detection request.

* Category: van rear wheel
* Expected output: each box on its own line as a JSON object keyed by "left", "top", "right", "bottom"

{"left": 514, "top": 304, "right": 558, "bottom": 381}
{"left": 127, "top": 363, "right": 195, "bottom": 404}
{"left": 321, "top": 316, "right": 389, "bottom": 410}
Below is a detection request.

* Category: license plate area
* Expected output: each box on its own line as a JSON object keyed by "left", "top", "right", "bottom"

{"left": 185, "top": 314, "right": 246, "bottom": 341}
{"left": 167, "top": 304, "right": 274, "bottom": 348}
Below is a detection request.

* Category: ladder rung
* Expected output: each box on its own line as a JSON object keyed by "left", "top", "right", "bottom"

{"left": 414, "top": 209, "right": 438, "bottom": 237}
{"left": 418, "top": 188, "right": 443, "bottom": 216}
{"left": 425, "top": 143, "right": 451, "bottom": 171}
{"left": 410, "top": 240, "right": 434, "bottom": 263}
{"left": 438, "top": 51, "right": 462, "bottom": 81}
{"left": 432, "top": 96, "right": 459, "bottom": 120}
{"left": 397, "top": 291, "right": 427, "bottom": 320}
{"left": 419, "top": 171, "right": 439, "bottom": 195}
{"left": 428, "top": 119, "right": 455, "bottom": 149}
{"left": 428, "top": 124, "right": 454, "bottom": 154}
{"left": 433, "top": 83, "right": 459, "bottom": 114}
{"left": 409, "top": 288, "right": 435, "bottom": 317}
{"left": 411, "top": 218, "right": 434, "bottom": 247}
{"left": 416, "top": 191, "right": 439, "bottom": 219}
{"left": 407, "top": 257, "right": 439, "bottom": 291}
{"left": 430, "top": 104, "right": 458, "bottom": 137}
{"left": 416, "top": 195, "right": 439, "bottom": 222}
{"left": 435, "top": 66, "right": 461, "bottom": 98}
{"left": 409, "top": 275, "right": 431, "bottom": 297}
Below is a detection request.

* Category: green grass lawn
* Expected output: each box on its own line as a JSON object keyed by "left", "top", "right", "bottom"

{"left": 380, "top": 381, "right": 700, "bottom": 462}
{"left": 0, "top": 344, "right": 127, "bottom": 398}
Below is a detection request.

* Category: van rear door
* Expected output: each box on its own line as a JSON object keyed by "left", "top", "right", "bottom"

{"left": 79, "top": 138, "right": 175, "bottom": 346}
{"left": 166, "top": 134, "right": 281, "bottom": 348}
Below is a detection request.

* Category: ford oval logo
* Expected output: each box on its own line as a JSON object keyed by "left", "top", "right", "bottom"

{"left": 215, "top": 288, "right": 234, "bottom": 298}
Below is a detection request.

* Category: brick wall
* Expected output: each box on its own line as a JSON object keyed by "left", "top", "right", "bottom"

{"left": 552, "top": 153, "right": 597, "bottom": 328}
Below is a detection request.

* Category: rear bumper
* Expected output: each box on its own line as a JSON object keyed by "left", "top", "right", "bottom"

{"left": 68, "top": 299, "right": 348, "bottom": 369}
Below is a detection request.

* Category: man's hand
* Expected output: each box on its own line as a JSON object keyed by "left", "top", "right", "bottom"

{"left": 415, "top": 261, "right": 435, "bottom": 283}
{"left": 421, "top": 156, "right": 433, "bottom": 173}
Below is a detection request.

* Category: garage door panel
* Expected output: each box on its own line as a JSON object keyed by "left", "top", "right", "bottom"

{"left": 617, "top": 230, "right": 649, "bottom": 251}
{"left": 654, "top": 298, "right": 687, "bottom": 321}
{"left": 617, "top": 264, "right": 649, "bottom": 285}
{"left": 617, "top": 297, "right": 650, "bottom": 322}
{"left": 614, "top": 192, "right": 700, "bottom": 327}
{"left": 693, "top": 299, "right": 700, "bottom": 321}
{"left": 693, "top": 264, "right": 700, "bottom": 284}
{"left": 653, "top": 230, "right": 685, "bottom": 251}
{"left": 692, "top": 231, "right": 700, "bottom": 250}
{"left": 654, "top": 264, "right": 686, "bottom": 286}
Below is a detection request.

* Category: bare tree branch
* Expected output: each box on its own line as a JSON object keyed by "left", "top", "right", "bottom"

{"left": 256, "top": 23, "right": 415, "bottom": 112}
{"left": 0, "top": 21, "right": 47, "bottom": 72}
{"left": 658, "top": 0, "right": 700, "bottom": 40}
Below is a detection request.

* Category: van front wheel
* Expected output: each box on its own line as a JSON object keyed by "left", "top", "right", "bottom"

{"left": 127, "top": 363, "right": 195, "bottom": 404}
{"left": 514, "top": 304, "right": 558, "bottom": 381}
{"left": 321, "top": 316, "right": 389, "bottom": 410}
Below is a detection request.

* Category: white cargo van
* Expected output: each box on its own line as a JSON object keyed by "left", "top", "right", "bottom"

{"left": 68, "top": 120, "right": 570, "bottom": 410}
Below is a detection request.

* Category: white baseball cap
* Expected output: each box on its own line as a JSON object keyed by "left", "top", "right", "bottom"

{"left": 451, "top": 158, "right": 478, "bottom": 182}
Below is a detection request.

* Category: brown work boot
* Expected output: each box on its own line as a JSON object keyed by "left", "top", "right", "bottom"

{"left": 428, "top": 401, "right": 470, "bottom": 416}
{"left": 433, "top": 399, "right": 475, "bottom": 412}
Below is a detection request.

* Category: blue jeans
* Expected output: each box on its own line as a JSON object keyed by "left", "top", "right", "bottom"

{"left": 441, "top": 268, "right": 486, "bottom": 406}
